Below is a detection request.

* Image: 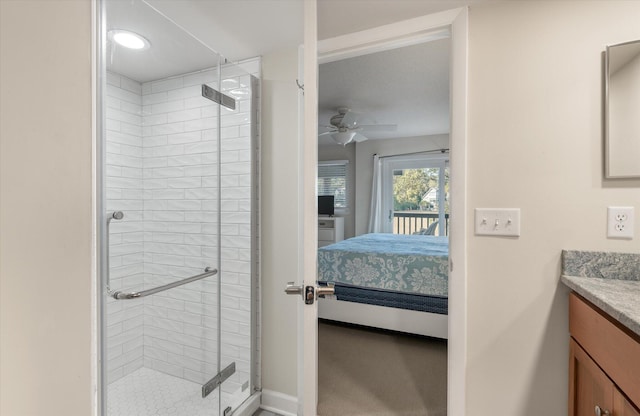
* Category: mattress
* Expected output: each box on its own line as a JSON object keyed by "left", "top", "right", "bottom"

{"left": 317, "top": 233, "right": 449, "bottom": 297}
{"left": 326, "top": 283, "right": 448, "bottom": 314}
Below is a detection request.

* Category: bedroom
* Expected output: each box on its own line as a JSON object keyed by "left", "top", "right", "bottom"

{"left": 314, "top": 33, "right": 451, "bottom": 413}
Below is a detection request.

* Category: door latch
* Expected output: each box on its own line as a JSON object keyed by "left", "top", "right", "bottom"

{"left": 304, "top": 286, "right": 315, "bottom": 304}
{"left": 285, "top": 282, "right": 335, "bottom": 305}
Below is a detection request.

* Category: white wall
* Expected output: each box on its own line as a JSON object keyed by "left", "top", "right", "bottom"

{"left": 466, "top": 2, "right": 640, "bottom": 414}
{"left": 260, "top": 48, "right": 300, "bottom": 397}
{"left": 0, "top": 1, "right": 93, "bottom": 415}
{"left": 354, "top": 134, "right": 449, "bottom": 235}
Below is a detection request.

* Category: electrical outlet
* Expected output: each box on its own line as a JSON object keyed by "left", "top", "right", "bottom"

{"left": 475, "top": 208, "right": 521, "bottom": 237}
{"left": 607, "top": 206, "right": 634, "bottom": 239}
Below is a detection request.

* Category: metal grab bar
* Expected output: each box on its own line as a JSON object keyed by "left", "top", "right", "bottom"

{"left": 110, "top": 267, "right": 218, "bottom": 300}
{"left": 105, "top": 211, "right": 124, "bottom": 296}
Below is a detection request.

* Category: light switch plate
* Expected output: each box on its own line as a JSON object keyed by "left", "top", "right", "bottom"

{"left": 475, "top": 208, "right": 521, "bottom": 237}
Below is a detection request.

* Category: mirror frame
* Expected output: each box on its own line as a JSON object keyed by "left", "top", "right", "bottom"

{"left": 604, "top": 39, "right": 640, "bottom": 179}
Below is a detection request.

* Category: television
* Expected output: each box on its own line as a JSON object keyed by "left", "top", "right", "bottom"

{"left": 318, "top": 195, "right": 335, "bottom": 216}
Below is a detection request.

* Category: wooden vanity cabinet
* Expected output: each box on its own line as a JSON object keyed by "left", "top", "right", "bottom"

{"left": 569, "top": 339, "right": 613, "bottom": 415}
{"left": 570, "top": 339, "right": 639, "bottom": 415}
{"left": 614, "top": 390, "right": 640, "bottom": 416}
{"left": 569, "top": 293, "right": 640, "bottom": 416}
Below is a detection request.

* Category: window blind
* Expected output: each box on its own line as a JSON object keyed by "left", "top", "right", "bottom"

{"left": 318, "top": 160, "right": 348, "bottom": 209}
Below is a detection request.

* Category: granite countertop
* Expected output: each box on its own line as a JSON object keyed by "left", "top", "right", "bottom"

{"left": 561, "top": 250, "right": 640, "bottom": 338}
{"left": 560, "top": 274, "right": 640, "bottom": 338}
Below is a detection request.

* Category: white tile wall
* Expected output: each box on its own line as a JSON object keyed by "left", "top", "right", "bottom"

{"left": 106, "top": 58, "right": 260, "bottom": 408}
{"left": 140, "top": 68, "right": 220, "bottom": 386}
{"left": 106, "top": 72, "right": 145, "bottom": 384}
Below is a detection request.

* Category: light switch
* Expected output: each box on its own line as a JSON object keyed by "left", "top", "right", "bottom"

{"left": 475, "top": 208, "right": 521, "bottom": 237}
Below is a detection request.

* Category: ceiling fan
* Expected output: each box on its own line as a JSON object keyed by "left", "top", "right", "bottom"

{"left": 319, "top": 107, "right": 396, "bottom": 146}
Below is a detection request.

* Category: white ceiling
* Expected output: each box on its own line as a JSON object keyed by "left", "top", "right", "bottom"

{"left": 106, "top": 0, "right": 468, "bottom": 144}
{"left": 316, "top": 1, "right": 484, "bottom": 147}
{"left": 145, "top": 0, "right": 305, "bottom": 61}
{"left": 106, "top": 0, "right": 482, "bottom": 77}
{"left": 106, "top": 0, "right": 305, "bottom": 81}
{"left": 140, "top": 0, "right": 480, "bottom": 60}
{"left": 106, "top": 0, "right": 220, "bottom": 82}
{"left": 318, "top": 38, "right": 451, "bottom": 146}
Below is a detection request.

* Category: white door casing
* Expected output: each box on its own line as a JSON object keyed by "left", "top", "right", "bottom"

{"left": 300, "top": 6, "right": 468, "bottom": 416}
{"left": 299, "top": 1, "right": 319, "bottom": 415}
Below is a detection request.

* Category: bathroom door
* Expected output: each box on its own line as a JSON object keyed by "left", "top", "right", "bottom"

{"left": 297, "top": 1, "right": 320, "bottom": 414}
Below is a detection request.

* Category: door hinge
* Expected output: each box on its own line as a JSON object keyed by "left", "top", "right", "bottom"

{"left": 201, "top": 84, "right": 236, "bottom": 110}
{"left": 202, "top": 362, "right": 236, "bottom": 398}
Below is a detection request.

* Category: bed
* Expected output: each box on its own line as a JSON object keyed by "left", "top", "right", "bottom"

{"left": 317, "top": 233, "right": 449, "bottom": 338}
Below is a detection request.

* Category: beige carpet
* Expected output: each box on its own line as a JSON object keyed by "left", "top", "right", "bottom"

{"left": 318, "top": 321, "right": 447, "bottom": 416}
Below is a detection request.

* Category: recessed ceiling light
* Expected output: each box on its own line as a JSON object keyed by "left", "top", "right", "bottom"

{"left": 108, "top": 29, "right": 150, "bottom": 50}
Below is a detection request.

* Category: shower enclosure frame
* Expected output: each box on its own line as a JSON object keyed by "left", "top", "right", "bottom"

{"left": 92, "top": 1, "right": 262, "bottom": 414}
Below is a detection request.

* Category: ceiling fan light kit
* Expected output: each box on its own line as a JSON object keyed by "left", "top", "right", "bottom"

{"left": 331, "top": 131, "right": 356, "bottom": 146}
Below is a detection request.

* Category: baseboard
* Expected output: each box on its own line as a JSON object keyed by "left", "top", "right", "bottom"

{"left": 260, "top": 389, "right": 298, "bottom": 416}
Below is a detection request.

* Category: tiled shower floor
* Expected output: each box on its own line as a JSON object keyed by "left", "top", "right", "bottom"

{"left": 107, "top": 368, "right": 218, "bottom": 416}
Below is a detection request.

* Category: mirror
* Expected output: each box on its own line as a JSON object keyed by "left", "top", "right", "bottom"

{"left": 605, "top": 40, "right": 640, "bottom": 178}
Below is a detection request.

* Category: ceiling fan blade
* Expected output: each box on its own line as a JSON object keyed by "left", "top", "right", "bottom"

{"left": 318, "top": 125, "right": 337, "bottom": 135}
{"left": 352, "top": 132, "right": 368, "bottom": 142}
{"left": 359, "top": 124, "right": 397, "bottom": 132}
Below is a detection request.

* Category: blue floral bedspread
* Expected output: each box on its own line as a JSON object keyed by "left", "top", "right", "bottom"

{"left": 317, "top": 233, "right": 449, "bottom": 296}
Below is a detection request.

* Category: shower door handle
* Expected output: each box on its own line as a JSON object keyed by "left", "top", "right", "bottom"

{"left": 105, "top": 211, "right": 124, "bottom": 295}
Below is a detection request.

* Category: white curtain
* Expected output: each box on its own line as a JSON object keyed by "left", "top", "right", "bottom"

{"left": 367, "top": 154, "right": 383, "bottom": 233}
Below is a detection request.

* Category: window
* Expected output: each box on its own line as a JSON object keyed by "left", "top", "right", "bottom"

{"left": 318, "top": 160, "right": 349, "bottom": 211}
{"left": 381, "top": 155, "right": 449, "bottom": 236}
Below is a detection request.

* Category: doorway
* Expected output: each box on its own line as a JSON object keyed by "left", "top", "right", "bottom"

{"left": 316, "top": 34, "right": 450, "bottom": 416}
{"left": 299, "top": 6, "right": 469, "bottom": 416}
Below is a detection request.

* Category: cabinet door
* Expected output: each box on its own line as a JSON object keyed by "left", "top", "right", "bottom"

{"left": 569, "top": 339, "right": 614, "bottom": 416}
{"left": 614, "top": 389, "right": 640, "bottom": 416}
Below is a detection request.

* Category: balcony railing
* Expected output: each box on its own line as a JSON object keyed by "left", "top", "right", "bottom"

{"left": 393, "top": 211, "right": 450, "bottom": 236}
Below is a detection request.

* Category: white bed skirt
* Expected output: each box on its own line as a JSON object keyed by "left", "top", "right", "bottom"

{"left": 318, "top": 297, "right": 448, "bottom": 339}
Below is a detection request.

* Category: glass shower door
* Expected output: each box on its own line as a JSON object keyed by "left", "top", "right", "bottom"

{"left": 99, "top": 1, "right": 254, "bottom": 415}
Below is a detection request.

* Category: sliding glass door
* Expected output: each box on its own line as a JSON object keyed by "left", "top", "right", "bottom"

{"left": 381, "top": 155, "right": 449, "bottom": 236}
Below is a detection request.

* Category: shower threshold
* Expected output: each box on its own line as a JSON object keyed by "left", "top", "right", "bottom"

{"left": 107, "top": 367, "right": 218, "bottom": 416}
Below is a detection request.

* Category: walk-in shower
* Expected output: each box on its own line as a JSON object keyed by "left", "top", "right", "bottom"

{"left": 98, "top": 1, "right": 260, "bottom": 415}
